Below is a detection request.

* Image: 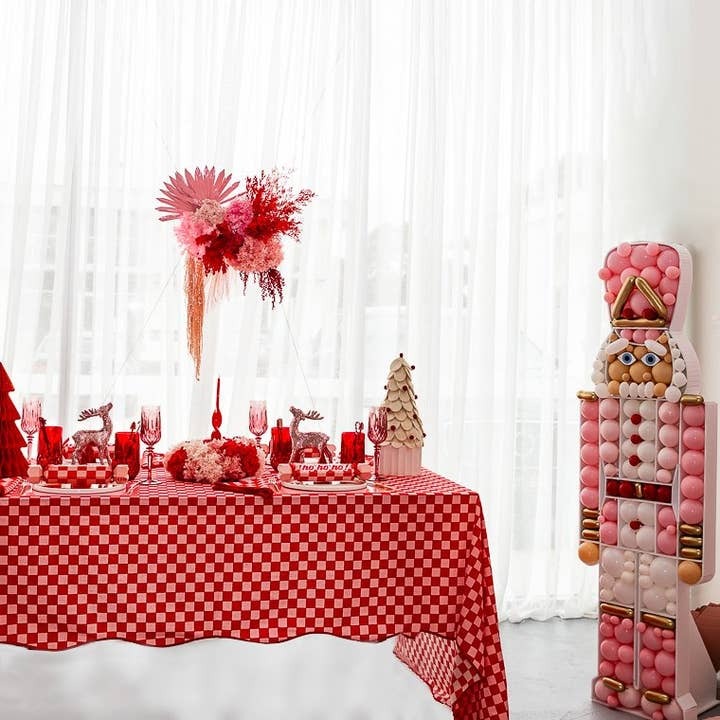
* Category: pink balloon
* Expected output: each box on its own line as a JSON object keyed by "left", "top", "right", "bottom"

{"left": 617, "top": 645, "right": 634, "bottom": 664}
{"left": 641, "top": 697, "right": 662, "bottom": 718}
{"left": 581, "top": 400, "right": 599, "bottom": 420}
{"left": 681, "top": 449, "right": 704, "bottom": 475}
{"left": 607, "top": 251, "right": 632, "bottom": 273}
{"left": 614, "top": 618, "right": 634, "bottom": 643}
{"left": 656, "top": 530, "right": 677, "bottom": 555}
{"left": 666, "top": 265, "right": 680, "bottom": 280}
{"left": 640, "top": 266, "right": 662, "bottom": 287}
{"left": 600, "top": 522, "right": 617, "bottom": 545}
{"left": 680, "top": 474, "right": 704, "bottom": 500}
{"left": 599, "top": 267, "right": 612, "bottom": 281}
{"left": 639, "top": 647, "right": 656, "bottom": 667}
{"left": 603, "top": 500, "right": 618, "bottom": 521}
{"left": 615, "top": 661, "right": 634, "bottom": 684}
{"left": 581, "top": 443, "right": 599, "bottom": 466}
{"left": 630, "top": 291, "right": 652, "bottom": 315}
{"left": 661, "top": 677, "right": 675, "bottom": 697}
{"left": 607, "top": 275, "right": 622, "bottom": 294}
{"left": 663, "top": 699, "right": 682, "bottom": 720}
{"left": 658, "top": 402, "right": 680, "bottom": 424}
{"left": 600, "top": 621, "right": 614, "bottom": 638}
{"left": 607, "top": 694, "right": 619, "bottom": 708}
{"left": 643, "top": 627, "right": 663, "bottom": 650}
{"left": 581, "top": 421, "right": 599, "bottom": 443}
{"left": 600, "top": 638, "right": 620, "bottom": 662}
{"left": 618, "top": 243, "right": 633, "bottom": 258}
{"left": 632, "top": 329, "right": 646, "bottom": 343}
{"left": 659, "top": 277, "right": 679, "bottom": 296}
{"left": 618, "top": 686, "right": 641, "bottom": 709}
{"left": 600, "top": 420, "right": 620, "bottom": 442}
{"left": 600, "top": 442, "right": 619, "bottom": 463}
{"left": 662, "top": 638, "right": 675, "bottom": 653}
{"left": 657, "top": 447, "right": 678, "bottom": 470}
{"left": 657, "top": 249, "right": 679, "bottom": 271}
{"left": 631, "top": 244, "right": 656, "bottom": 269}
{"left": 581, "top": 465, "right": 599, "bottom": 487}
{"left": 683, "top": 427, "right": 705, "bottom": 451}
{"left": 663, "top": 293, "right": 676, "bottom": 307}
{"left": 594, "top": 679, "right": 612, "bottom": 702}
{"left": 656, "top": 468, "right": 673, "bottom": 484}
{"left": 641, "top": 668, "right": 662, "bottom": 689}
{"left": 599, "top": 659, "right": 615, "bottom": 676}
{"left": 621, "top": 267, "right": 637, "bottom": 283}
{"left": 647, "top": 243, "right": 660, "bottom": 256}
{"left": 658, "top": 424, "right": 678, "bottom": 448}
{"left": 654, "top": 650, "right": 675, "bottom": 677}
{"left": 580, "top": 487, "right": 599, "bottom": 510}
{"left": 599, "top": 399, "right": 619, "bottom": 419}
{"left": 657, "top": 506, "right": 676, "bottom": 528}
{"left": 679, "top": 498, "right": 703, "bottom": 524}
{"left": 682, "top": 405, "right": 705, "bottom": 427}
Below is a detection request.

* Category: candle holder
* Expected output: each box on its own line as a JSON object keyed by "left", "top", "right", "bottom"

{"left": 269, "top": 419, "right": 292, "bottom": 470}
{"left": 140, "top": 405, "right": 162, "bottom": 484}
{"left": 367, "top": 406, "right": 388, "bottom": 484}
{"left": 37, "top": 421, "right": 63, "bottom": 470}
{"left": 114, "top": 430, "right": 141, "bottom": 480}
{"left": 340, "top": 422, "right": 366, "bottom": 464}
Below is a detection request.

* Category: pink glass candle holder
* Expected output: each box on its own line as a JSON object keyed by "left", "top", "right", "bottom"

{"left": 114, "top": 431, "right": 141, "bottom": 480}
{"left": 340, "top": 423, "right": 366, "bottom": 464}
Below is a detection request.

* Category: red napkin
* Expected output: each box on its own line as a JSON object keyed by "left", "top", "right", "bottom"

{"left": 211, "top": 480, "right": 277, "bottom": 498}
{"left": 0, "top": 478, "right": 18, "bottom": 497}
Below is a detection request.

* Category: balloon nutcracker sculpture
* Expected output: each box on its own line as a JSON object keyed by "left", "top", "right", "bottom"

{"left": 578, "top": 242, "right": 718, "bottom": 719}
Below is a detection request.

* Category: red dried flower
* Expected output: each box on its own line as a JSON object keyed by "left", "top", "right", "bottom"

{"left": 166, "top": 447, "right": 187, "bottom": 480}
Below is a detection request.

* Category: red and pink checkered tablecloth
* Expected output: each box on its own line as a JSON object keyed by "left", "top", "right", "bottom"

{"left": 0, "top": 469, "right": 508, "bottom": 719}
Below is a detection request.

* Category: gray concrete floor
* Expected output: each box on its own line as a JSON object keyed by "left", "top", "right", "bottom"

{"left": 501, "top": 618, "right": 720, "bottom": 719}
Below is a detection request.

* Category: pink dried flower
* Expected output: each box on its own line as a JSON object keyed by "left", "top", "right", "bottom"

{"left": 225, "top": 199, "right": 253, "bottom": 235}
{"left": 175, "top": 212, "right": 213, "bottom": 258}
{"left": 194, "top": 199, "right": 226, "bottom": 226}
{"left": 156, "top": 167, "right": 240, "bottom": 221}
{"left": 229, "top": 236, "right": 284, "bottom": 274}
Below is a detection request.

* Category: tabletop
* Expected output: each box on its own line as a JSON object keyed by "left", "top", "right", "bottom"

{"left": 0, "top": 468, "right": 508, "bottom": 720}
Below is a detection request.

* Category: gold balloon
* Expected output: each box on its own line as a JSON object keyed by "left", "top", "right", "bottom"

{"left": 678, "top": 560, "right": 702, "bottom": 585}
{"left": 578, "top": 542, "right": 599, "bottom": 566}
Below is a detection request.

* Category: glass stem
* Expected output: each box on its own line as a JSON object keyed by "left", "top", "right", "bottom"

{"left": 26, "top": 434, "right": 34, "bottom": 463}
{"left": 373, "top": 443, "right": 381, "bottom": 481}
{"left": 147, "top": 446, "right": 154, "bottom": 484}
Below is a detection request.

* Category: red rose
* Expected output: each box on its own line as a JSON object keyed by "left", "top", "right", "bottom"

{"left": 166, "top": 447, "right": 188, "bottom": 480}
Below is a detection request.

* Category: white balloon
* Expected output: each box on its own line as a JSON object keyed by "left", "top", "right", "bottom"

{"left": 640, "top": 400, "right": 656, "bottom": 419}
{"left": 643, "top": 586, "right": 667, "bottom": 612}
{"left": 622, "top": 419, "right": 637, "bottom": 438}
{"left": 637, "top": 503, "right": 656, "bottom": 526}
{"left": 639, "top": 421, "right": 656, "bottom": 441}
{"left": 600, "top": 573, "right": 615, "bottom": 589}
{"left": 620, "top": 524, "right": 638, "bottom": 548}
{"left": 622, "top": 439, "right": 638, "bottom": 457}
{"left": 614, "top": 579, "right": 636, "bottom": 605}
{"left": 665, "top": 386, "right": 682, "bottom": 403}
{"left": 599, "top": 588, "right": 614, "bottom": 602}
{"left": 665, "top": 602, "right": 677, "bottom": 616}
{"left": 637, "top": 462, "right": 655, "bottom": 482}
{"left": 639, "top": 574, "right": 652, "bottom": 590}
{"left": 601, "top": 548, "right": 626, "bottom": 577}
{"left": 649, "top": 557, "right": 676, "bottom": 588}
{"left": 636, "top": 526, "right": 656, "bottom": 551}
{"left": 664, "top": 587, "right": 676, "bottom": 601}
{"left": 622, "top": 461, "right": 639, "bottom": 479}
{"left": 638, "top": 441, "right": 656, "bottom": 463}
{"left": 620, "top": 501, "right": 639, "bottom": 522}
{"left": 623, "top": 399, "right": 641, "bottom": 415}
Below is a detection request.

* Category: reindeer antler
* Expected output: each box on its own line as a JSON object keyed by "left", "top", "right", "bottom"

{"left": 78, "top": 407, "right": 98, "bottom": 422}
{"left": 304, "top": 409, "right": 324, "bottom": 421}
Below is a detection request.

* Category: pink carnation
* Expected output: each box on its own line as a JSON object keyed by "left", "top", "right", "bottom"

{"left": 225, "top": 199, "right": 253, "bottom": 235}
{"left": 229, "top": 236, "right": 284, "bottom": 273}
{"left": 194, "top": 199, "right": 226, "bottom": 226}
{"left": 175, "top": 212, "right": 213, "bottom": 258}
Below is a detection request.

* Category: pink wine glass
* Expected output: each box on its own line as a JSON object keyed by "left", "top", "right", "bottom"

{"left": 20, "top": 397, "right": 42, "bottom": 462}
{"left": 249, "top": 401, "right": 268, "bottom": 447}
{"left": 367, "top": 406, "right": 388, "bottom": 484}
{"left": 140, "top": 405, "right": 162, "bottom": 484}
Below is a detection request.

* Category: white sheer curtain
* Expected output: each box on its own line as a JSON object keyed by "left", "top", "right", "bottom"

{"left": 0, "top": 1, "right": 697, "bottom": 717}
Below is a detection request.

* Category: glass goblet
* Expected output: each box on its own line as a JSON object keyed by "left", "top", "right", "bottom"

{"left": 367, "top": 406, "right": 388, "bottom": 484}
{"left": 249, "top": 401, "right": 268, "bottom": 447}
{"left": 140, "top": 405, "right": 162, "bottom": 485}
{"left": 20, "top": 397, "right": 42, "bottom": 463}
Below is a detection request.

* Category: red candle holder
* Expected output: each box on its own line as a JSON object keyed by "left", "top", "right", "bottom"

{"left": 269, "top": 422, "right": 292, "bottom": 470}
{"left": 340, "top": 423, "right": 365, "bottom": 464}
{"left": 114, "top": 431, "right": 141, "bottom": 480}
{"left": 37, "top": 425, "right": 63, "bottom": 470}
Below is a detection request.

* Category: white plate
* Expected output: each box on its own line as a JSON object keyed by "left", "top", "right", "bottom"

{"left": 281, "top": 479, "right": 367, "bottom": 492}
{"left": 31, "top": 482, "right": 127, "bottom": 496}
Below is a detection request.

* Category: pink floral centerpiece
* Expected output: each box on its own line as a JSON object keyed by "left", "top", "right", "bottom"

{"left": 156, "top": 167, "right": 314, "bottom": 378}
{"left": 164, "top": 437, "right": 265, "bottom": 483}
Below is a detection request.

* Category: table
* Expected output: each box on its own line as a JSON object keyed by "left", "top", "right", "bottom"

{"left": 0, "top": 469, "right": 508, "bottom": 719}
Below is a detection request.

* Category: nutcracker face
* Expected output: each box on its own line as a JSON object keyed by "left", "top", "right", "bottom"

{"left": 578, "top": 242, "right": 719, "bottom": 719}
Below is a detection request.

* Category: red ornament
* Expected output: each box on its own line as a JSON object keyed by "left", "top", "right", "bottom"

{"left": 642, "top": 484, "right": 657, "bottom": 501}
{"left": 642, "top": 308, "right": 658, "bottom": 320}
{"left": 606, "top": 480, "right": 619, "bottom": 496}
{"left": 628, "top": 455, "right": 640, "bottom": 467}
{"left": 630, "top": 434, "right": 642, "bottom": 445}
{"left": 618, "top": 482, "right": 634, "bottom": 498}
{"left": 630, "top": 414, "right": 641, "bottom": 425}
{"left": 656, "top": 486, "right": 672, "bottom": 503}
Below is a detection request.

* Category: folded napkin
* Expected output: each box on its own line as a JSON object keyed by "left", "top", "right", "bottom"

{"left": 211, "top": 479, "right": 278, "bottom": 498}
{"left": 0, "top": 478, "right": 19, "bottom": 497}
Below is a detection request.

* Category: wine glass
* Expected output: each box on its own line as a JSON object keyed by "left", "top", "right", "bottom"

{"left": 249, "top": 401, "right": 268, "bottom": 447}
{"left": 367, "top": 406, "right": 388, "bottom": 484}
{"left": 20, "top": 397, "right": 42, "bottom": 462}
{"left": 140, "top": 405, "right": 162, "bottom": 484}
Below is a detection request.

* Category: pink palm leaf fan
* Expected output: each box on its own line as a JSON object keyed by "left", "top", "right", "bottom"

{"left": 156, "top": 166, "right": 314, "bottom": 379}
{"left": 156, "top": 168, "right": 241, "bottom": 379}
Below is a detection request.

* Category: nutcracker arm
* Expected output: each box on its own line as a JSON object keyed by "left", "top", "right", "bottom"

{"left": 578, "top": 391, "right": 600, "bottom": 565}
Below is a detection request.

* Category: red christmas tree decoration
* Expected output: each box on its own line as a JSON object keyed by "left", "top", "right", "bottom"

{"left": 0, "top": 363, "right": 28, "bottom": 479}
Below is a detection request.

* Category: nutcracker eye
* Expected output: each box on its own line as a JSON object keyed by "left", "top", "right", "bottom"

{"left": 618, "top": 352, "right": 635, "bottom": 366}
{"left": 641, "top": 353, "right": 660, "bottom": 367}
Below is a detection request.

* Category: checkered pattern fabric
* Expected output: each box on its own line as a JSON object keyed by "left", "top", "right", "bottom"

{"left": 0, "top": 468, "right": 507, "bottom": 719}
{"left": 45, "top": 464, "right": 114, "bottom": 483}
{"left": 291, "top": 463, "right": 356, "bottom": 482}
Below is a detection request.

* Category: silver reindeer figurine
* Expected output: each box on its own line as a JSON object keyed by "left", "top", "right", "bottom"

{"left": 72, "top": 402, "right": 113, "bottom": 464}
{"left": 289, "top": 406, "right": 333, "bottom": 463}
